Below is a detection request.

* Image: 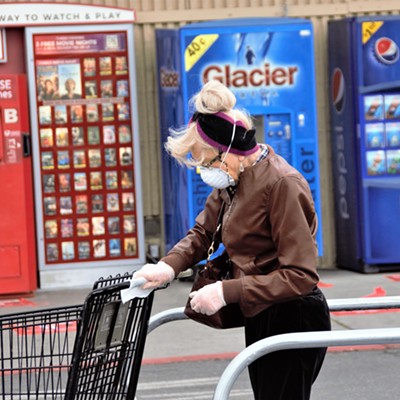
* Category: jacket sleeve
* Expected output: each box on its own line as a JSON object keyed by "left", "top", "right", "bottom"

{"left": 161, "top": 189, "right": 223, "bottom": 275}
{"left": 223, "top": 174, "right": 319, "bottom": 315}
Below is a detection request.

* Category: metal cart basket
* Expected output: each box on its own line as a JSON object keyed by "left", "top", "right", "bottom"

{"left": 0, "top": 273, "right": 154, "bottom": 399}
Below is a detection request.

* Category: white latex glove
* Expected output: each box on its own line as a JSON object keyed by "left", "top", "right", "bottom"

{"left": 133, "top": 261, "right": 175, "bottom": 289}
{"left": 189, "top": 281, "right": 226, "bottom": 316}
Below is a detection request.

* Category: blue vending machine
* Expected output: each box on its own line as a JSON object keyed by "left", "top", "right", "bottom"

{"left": 328, "top": 17, "right": 400, "bottom": 272}
{"left": 156, "top": 18, "right": 323, "bottom": 256}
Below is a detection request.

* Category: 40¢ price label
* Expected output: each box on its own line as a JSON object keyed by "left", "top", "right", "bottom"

{"left": 185, "top": 34, "right": 219, "bottom": 72}
{"left": 362, "top": 21, "right": 383, "bottom": 44}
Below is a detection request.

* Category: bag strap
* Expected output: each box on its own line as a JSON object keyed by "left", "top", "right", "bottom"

{"left": 207, "top": 202, "right": 225, "bottom": 261}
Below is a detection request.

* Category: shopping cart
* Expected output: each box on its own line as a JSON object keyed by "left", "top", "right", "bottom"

{"left": 0, "top": 273, "right": 154, "bottom": 399}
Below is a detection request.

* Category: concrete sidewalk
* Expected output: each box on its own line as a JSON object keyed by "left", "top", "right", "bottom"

{"left": 1, "top": 268, "right": 400, "bottom": 361}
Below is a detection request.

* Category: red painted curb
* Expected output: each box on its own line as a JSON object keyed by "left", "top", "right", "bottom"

{"left": 328, "top": 344, "right": 400, "bottom": 352}
{"left": 142, "top": 344, "right": 400, "bottom": 365}
{"left": 142, "top": 352, "right": 239, "bottom": 365}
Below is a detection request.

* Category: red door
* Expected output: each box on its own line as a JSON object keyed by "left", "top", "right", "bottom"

{"left": 0, "top": 74, "right": 38, "bottom": 294}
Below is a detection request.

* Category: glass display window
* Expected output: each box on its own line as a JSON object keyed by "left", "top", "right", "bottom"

{"left": 29, "top": 26, "right": 143, "bottom": 269}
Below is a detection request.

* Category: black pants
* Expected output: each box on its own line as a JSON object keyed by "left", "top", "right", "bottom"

{"left": 245, "top": 287, "right": 331, "bottom": 400}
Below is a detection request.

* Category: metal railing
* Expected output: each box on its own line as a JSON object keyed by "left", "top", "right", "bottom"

{"left": 147, "top": 296, "right": 400, "bottom": 333}
{"left": 212, "top": 327, "right": 400, "bottom": 399}
{"left": 147, "top": 296, "right": 400, "bottom": 399}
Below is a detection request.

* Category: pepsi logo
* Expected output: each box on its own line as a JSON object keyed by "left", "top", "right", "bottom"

{"left": 374, "top": 37, "right": 399, "bottom": 64}
{"left": 331, "top": 68, "right": 345, "bottom": 114}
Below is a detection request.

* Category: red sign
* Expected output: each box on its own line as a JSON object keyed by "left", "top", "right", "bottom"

{"left": 0, "top": 75, "right": 23, "bottom": 164}
{"left": 0, "top": 76, "right": 17, "bottom": 100}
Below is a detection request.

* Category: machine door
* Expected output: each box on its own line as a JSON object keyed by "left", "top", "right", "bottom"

{"left": 0, "top": 74, "right": 38, "bottom": 294}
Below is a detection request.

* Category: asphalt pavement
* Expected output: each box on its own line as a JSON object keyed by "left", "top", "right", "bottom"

{"left": 1, "top": 267, "right": 400, "bottom": 359}
{"left": 1, "top": 267, "right": 400, "bottom": 399}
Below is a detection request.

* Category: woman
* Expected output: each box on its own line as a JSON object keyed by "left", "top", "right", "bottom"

{"left": 134, "top": 80, "right": 331, "bottom": 399}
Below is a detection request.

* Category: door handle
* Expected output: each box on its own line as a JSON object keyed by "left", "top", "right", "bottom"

{"left": 0, "top": 109, "right": 3, "bottom": 162}
{"left": 22, "top": 133, "right": 31, "bottom": 157}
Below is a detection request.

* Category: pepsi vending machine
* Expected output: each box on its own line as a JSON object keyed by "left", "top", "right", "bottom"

{"left": 156, "top": 18, "right": 323, "bottom": 256}
{"left": 328, "top": 17, "right": 400, "bottom": 272}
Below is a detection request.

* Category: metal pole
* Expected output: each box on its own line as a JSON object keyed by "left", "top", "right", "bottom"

{"left": 147, "top": 307, "right": 187, "bottom": 334}
{"left": 327, "top": 296, "right": 400, "bottom": 311}
{"left": 147, "top": 296, "right": 400, "bottom": 333}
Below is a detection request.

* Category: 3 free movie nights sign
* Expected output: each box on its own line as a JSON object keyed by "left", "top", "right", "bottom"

{"left": 0, "top": 3, "right": 135, "bottom": 27}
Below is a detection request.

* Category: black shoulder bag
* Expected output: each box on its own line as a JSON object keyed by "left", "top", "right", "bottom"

{"left": 183, "top": 203, "right": 245, "bottom": 329}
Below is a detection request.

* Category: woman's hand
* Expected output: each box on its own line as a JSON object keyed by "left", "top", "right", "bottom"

{"left": 189, "top": 281, "right": 226, "bottom": 315}
{"left": 133, "top": 261, "right": 175, "bottom": 289}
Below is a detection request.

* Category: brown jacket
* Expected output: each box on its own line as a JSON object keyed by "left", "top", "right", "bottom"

{"left": 162, "top": 145, "right": 319, "bottom": 317}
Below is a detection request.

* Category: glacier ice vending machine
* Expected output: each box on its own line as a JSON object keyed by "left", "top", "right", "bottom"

{"left": 25, "top": 24, "right": 145, "bottom": 287}
{"left": 328, "top": 17, "right": 400, "bottom": 272}
{"left": 156, "top": 18, "right": 323, "bottom": 255}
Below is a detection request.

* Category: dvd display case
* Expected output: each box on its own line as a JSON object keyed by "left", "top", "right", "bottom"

{"left": 26, "top": 24, "right": 145, "bottom": 282}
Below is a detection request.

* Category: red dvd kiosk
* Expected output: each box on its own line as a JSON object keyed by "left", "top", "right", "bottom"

{"left": 0, "top": 4, "right": 145, "bottom": 293}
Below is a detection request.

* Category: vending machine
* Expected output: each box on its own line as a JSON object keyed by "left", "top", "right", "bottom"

{"left": 156, "top": 18, "right": 323, "bottom": 256}
{"left": 25, "top": 24, "right": 145, "bottom": 287}
{"left": 328, "top": 16, "right": 400, "bottom": 272}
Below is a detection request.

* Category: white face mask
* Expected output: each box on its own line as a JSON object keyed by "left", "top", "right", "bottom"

{"left": 199, "top": 166, "right": 236, "bottom": 189}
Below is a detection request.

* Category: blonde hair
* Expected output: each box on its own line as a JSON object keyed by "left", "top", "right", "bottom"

{"left": 165, "top": 80, "right": 253, "bottom": 167}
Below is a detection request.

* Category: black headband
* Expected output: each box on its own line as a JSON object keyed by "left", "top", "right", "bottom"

{"left": 191, "top": 112, "right": 259, "bottom": 156}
